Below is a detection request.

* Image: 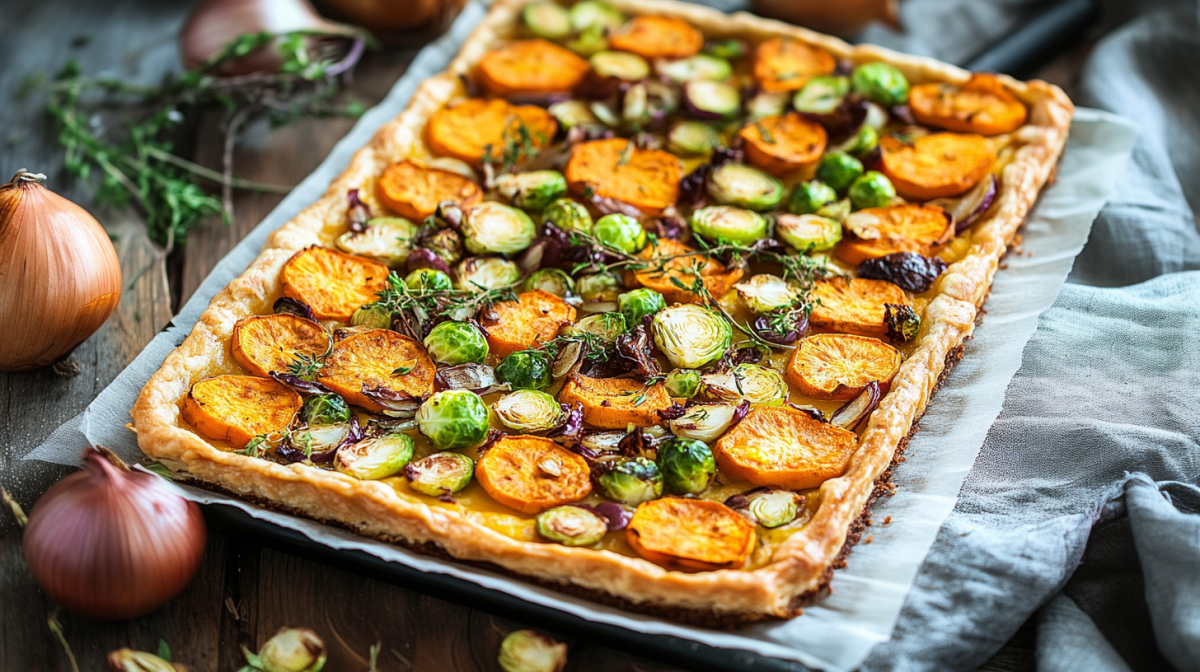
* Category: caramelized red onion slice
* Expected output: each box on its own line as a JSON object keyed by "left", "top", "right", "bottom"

{"left": 346, "top": 189, "right": 371, "bottom": 233}
{"left": 273, "top": 297, "right": 318, "bottom": 323}
{"left": 361, "top": 384, "right": 424, "bottom": 418}
{"left": 830, "top": 381, "right": 882, "bottom": 431}
{"left": 269, "top": 372, "right": 331, "bottom": 395}
{"left": 928, "top": 174, "right": 998, "bottom": 233}
{"left": 434, "top": 363, "right": 511, "bottom": 396}
{"left": 405, "top": 247, "right": 452, "bottom": 276}
{"left": 551, "top": 340, "right": 584, "bottom": 379}
{"left": 592, "top": 502, "right": 634, "bottom": 531}
{"left": 547, "top": 402, "right": 585, "bottom": 447}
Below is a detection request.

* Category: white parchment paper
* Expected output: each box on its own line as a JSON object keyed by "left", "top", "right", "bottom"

{"left": 25, "top": 3, "right": 1138, "bottom": 667}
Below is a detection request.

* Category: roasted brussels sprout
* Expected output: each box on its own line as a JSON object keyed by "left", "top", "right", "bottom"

{"left": 567, "top": 24, "right": 608, "bottom": 58}
{"left": 735, "top": 274, "right": 801, "bottom": 314}
{"left": 788, "top": 181, "right": 839, "bottom": 216}
{"left": 568, "top": 0, "right": 624, "bottom": 31}
{"left": 536, "top": 506, "right": 608, "bottom": 546}
{"left": 335, "top": 217, "right": 417, "bottom": 267}
{"left": 885, "top": 303, "right": 922, "bottom": 343}
{"left": 335, "top": 431, "right": 414, "bottom": 480}
{"left": 667, "top": 121, "right": 722, "bottom": 156}
{"left": 423, "top": 321, "right": 489, "bottom": 366}
{"left": 522, "top": 268, "right": 576, "bottom": 298}
{"left": 652, "top": 304, "right": 733, "bottom": 369}
{"left": 816, "top": 151, "right": 865, "bottom": 194}
{"left": 405, "top": 268, "right": 453, "bottom": 292}
{"left": 463, "top": 202, "right": 537, "bottom": 255}
{"left": 656, "top": 437, "right": 716, "bottom": 495}
{"left": 775, "top": 214, "right": 843, "bottom": 252}
{"left": 522, "top": 1, "right": 571, "bottom": 39}
{"left": 457, "top": 257, "right": 521, "bottom": 293}
{"left": 702, "top": 364, "right": 788, "bottom": 406}
{"left": 590, "top": 50, "right": 650, "bottom": 81}
{"left": 851, "top": 62, "right": 910, "bottom": 108}
{"left": 664, "top": 368, "right": 701, "bottom": 398}
{"left": 690, "top": 205, "right": 769, "bottom": 245}
{"left": 548, "top": 100, "right": 600, "bottom": 131}
{"left": 706, "top": 164, "right": 786, "bottom": 212}
{"left": 565, "top": 312, "right": 627, "bottom": 343}
{"left": 497, "top": 630, "right": 568, "bottom": 672}
{"left": 576, "top": 272, "right": 623, "bottom": 302}
{"left": 543, "top": 197, "right": 593, "bottom": 234}
{"left": 301, "top": 394, "right": 351, "bottom": 426}
{"left": 618, "top": 288, "right": 666, "bottom": 327}
{"left": 746, "top": 90, "right": 789, "bottom": 121}
{"left": 793, "top": 75, "right": 850, "bottom": 115}
{"left": 257, "top": 628, "right": 327, "bottom": 672}
{"left": 494, "top": 390, "right": 566, "bottom": 433}
{"left": 593, "top": 213, "right": 647, "bottom": 254}
{"left": 495, "top": 171, "right": 569, "bottom": 211}
{"left": 666, "top": 402, "right": 740, "bottom": 443}
{"left": 425, "top": 227, "right": 464, "bottom": 266}
{"left": 683, "top": 80, "right": 741, "bottom": 119}
{"left": 835, "top": 123, "right": 879, "bottom": 157}
{"left": 848, "top": 171, "right": 897, "bottom": 210}
{"left": 415, "top": 390, "right": 491, "bottom": 451}
{"left": 746, "top": 489, "right": 803, "bottom": 528}
{"left": 404, "top": 452, "right": 475, "bottom": 497}
{"left": 656, "top": 53, "right": 732, "bottom": 82}
{"left": 597, "top": 457, "right": 663, "bottom": 506}
{"left": 495, "top": 350, "right": 553, "bottom": 391}
{"left": 351, "top": 303, "right": 393, "bottom": 329}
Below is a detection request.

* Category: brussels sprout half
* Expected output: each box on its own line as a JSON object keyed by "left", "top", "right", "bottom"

{"left": 351, "top": 303, "right": 393, "bottom": 329}
{"left": 404, "top": 452, "right": 475, "bottom": 497}
{"left": 457, "top": 257, "right": 521, "bottom": 293}
{"left": 735, "top": 274, "right": 801, "bottom": 314}
{"left": 816, "top": 152, "right": 865, "bottom": 194}
{"left": 652, "top": 304, "right": 733, "bottom": 369}
{"left": 494, "top": 390, "right": 566, "bottom": 433}
{"left": 793, "top": 75, "right": 850, "bottom": 115}
{"left": 301, "top": 393, "right": 351, "bottom": 425}
{"left": 667, "top": 402, "right": 741, "bottom": 443}
{"left": 746, "top": 90, "right": 789, "bottom": 121}
{"left": 495, "top": 350, "right": 553, "bottom": 391}
{"left": 746, "top": 489, "right": 803, "bottom": 528}
{"left": 335, "top": 217, "right": 417, "bottom": 267}
{"left": 463, "top": 202, "right": 537, "bottom": 255}
{"left": 690, "top": 205, "right": 769, "bottom": 245}
{"left": 664, "top": 369, "right": 701, "bottom": 398}
{"left": 576, "top": 273, "right": 623, "bottom": 302}
{"left": 568, "top": 0, "right": 624, "bottom": 32}
{"left": 405, "top": 268, "right": 453, "bottom": 292}
{"left": 590, "top": 50, "right": 650, "bottom": 81}
{"left": 683, "top": 80, "right": 741, "bottom": 119}
{"left": 522, "top": 2, "right": 571, "bottom": 39}
{"left": 707, "top": 164, "right": 786, "bottom": 212}
{"left": 656, "top": 438, "right": 716, "bottom": 496}
{"left": 788, "top": 181, "right": 839, "bottom": 216}
{"left": 565, "top": 312, "right": 627, "bottom": 343}
{"left": 833, "top": 124, "right": 879, "bottom": 157}
{"left": 548, "top": 100, "right": 600, "bottom": 131}
{"left": 702, "top": 364, "right": 788, "bottom": 406}
{"left": 423, "top": 321, "right": 489, "bottom": 366}
{"left": 618, "top": 288, "right": 666, "bottom": 327}
{"left": 415, "top": 390, "right": 491, "bottom": 451}
{"left": 497, "top": 630, "right": 569, "bottom": 672}
{"left": 495, "top": 171, "right": 569, "bottom": 211}
{"left": 851, "top": 62, "right": 910, "bottom": 108}
{"left": 536, "top": 505, "right": 608, "bottom": 546}
{"left": 542, "top": 197, "right": 593, "bottom": 234}
{"left": 522, "top": 268, "right": 576, "bottom": 298}
{"left": 597, "top": 457, "right": 663, "bottom": 506}
{"left": 667, "top": 121, "right": 722, "bottom": 156}
{"left": 287, "top": 424, "right": 350, "bottom": 457}
{"left": 335, "top": 432, "right": 414, "bottom": 480}
{"left": 593, "top": 213, "right": 647, "bottom": 254}
{"left": 848, "top": 171, "right": 897, "bottom": 210}
{"left": 776, "top": 213, "right": 843, "bottom": 253}
{"left": 656, "top": 53, "right": 732, "bottom": 83}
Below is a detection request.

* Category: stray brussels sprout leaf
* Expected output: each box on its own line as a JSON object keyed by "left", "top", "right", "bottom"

{"left": 404, "top": 451, "right": 475, "bottom": 497}
{"left": 497, "top": 630, "right": 568, "bottom": 672}
{"left": 536, "top": 505, "right": 608, "bottom": 546}
{"left": 597, "top": 456, "right": 663, "bottom": 505}
{"left": 884, "top": 303, "right": 921, "bottom": 343}
{"left": 857, "top": 251, "right": 948, "bottom": 293}
{"left": 656, "top": 437, "right": 716, "bottom": 495}
{"left": 416, "top": 389, "right": 491, "bottom": 450}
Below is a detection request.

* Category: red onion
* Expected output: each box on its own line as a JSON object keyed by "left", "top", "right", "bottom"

{"left": 23, "top": 447, "right": 206, "bottom": 619}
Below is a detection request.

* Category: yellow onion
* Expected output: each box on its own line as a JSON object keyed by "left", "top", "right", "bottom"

{"left": 23, "top": 447, "right": 207, "bottom": 620}
{"left": 0, "top": 170, "right": 121, "bottom": 371}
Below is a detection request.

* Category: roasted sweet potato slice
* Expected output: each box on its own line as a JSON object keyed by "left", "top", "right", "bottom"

{"left": 835, "top": 204, "right": 955, "bottom": 266}
{"left": 182, "top": 375, "right": 301, "bottom": 449}
{"left": 809, "top": 277, "right": 909, "bottom": 337}
{"left": 377, "top": 160, "right": 481, "bottom": 222}
{"left": 739, "top": 114, "right": 828, "bottom": 177}
{"left": 316, "top": 329, "right": 436, "bottom": 412}
{"left": 753, "top": 36, "right": 836, "bottom": 92}
{"left": 479, "top": 290, "right": 576, "bottom": 359}
{"left": 231, "top": 314, "right": 331, "bottom": 379}
{"left": 629, "top": 238, "right": 744, "bottom": 304}
{"left": 426, "top": 98, "right": 558, "bottom": 167}
{"left": 909, "top": 73, "right": 1028, "bottom": 136}
{"left": 565, "top": 138, "right": 682, "bottom": 215}
{"left": 714, "top": 405, "right": 858, "bottom": 490}
{"left": 476, "top": 436, "right": 592, "bottom": 514}
{"left": 879, "top": 133, "right": 995, "bottom": 200}
{"left": 786, "top": 333, "right": 901, "bottom": 401}
{"left": 626, "top": 498, "right": 757, "bottom": 571}
{"left": 476, "top": 39, "right": 591, "bottom": 97}
{"left": 280, "top": 247, "right": 390, "bottom": 322}
{"left": 558, "top": 374, "right": 673, "bottom": 429}
{"left": 608, "top": 15, "right": 704, "bottom": 60}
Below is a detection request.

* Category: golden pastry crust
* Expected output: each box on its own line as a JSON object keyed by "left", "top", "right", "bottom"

{"left": 131, "top": 0, "right": 1073, "bottom": 622}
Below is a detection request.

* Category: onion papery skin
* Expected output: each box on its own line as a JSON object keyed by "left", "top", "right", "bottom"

{"left": 22, "top": 451, "right": 207, "bottom": 620}
{"left": 0, "top": 172, "right": 121, "bottom": 371}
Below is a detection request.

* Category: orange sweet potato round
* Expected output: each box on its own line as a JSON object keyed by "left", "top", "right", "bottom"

{"left": 753, "top": 36, "right": 836, "bottom": 92}
{"left": 476, "top": 39, "right": 590, "bottom": 97}
{"left": 231, "top": 314, "right": 331, "bottom": 379}
{"left": 377, "top": 160, "right": 481, "bottom": 222}
{"left": 786, "top": 333, "right": 901, "bottom": 401}
{"left": 835, "top": 204, "right": 955, "bottom": 266}
{"left": 426, "top": 98, "right": 558, "bottom": 167}
{"left": 809, "top": 277, "right": 909, "bottom": 337}
{"left": 476, "top": 436, "right": 592, "bottom": 514}
{"left": 479, "top": 290, "right": 576, "bottom": 359}
{"left": 629, "top": 238, "right": 744, "bottom": 304}
{"left": 565, "top": 138, "right": 682, "bottom": 215}
{"left": 182, "top": 375, "right": 301, "bottom": 449}
{"left": 316, "top": 329, "right": 436, "bottom": 412}
{"left": 739, "top": 114, "right": 828, "bottom": 177}
{"left": 557, "top": 374, "right": 674, "bottom": 429}
{"left": 714, "top": 405, "right": 858, "bottom": 490}
{"left": 879, "top": 132, "right": 995, "bottom": 200}
{"left": 626, "top": 498, "right": 757, "bottom": 571}
{"left": 909, "top": 73, "right": 1028, "bottom": 136}
{"left": 608, "top": 15, "right": 704, "bottom": 60}
{"left": 280, "top": 246, "right": 390, "bottom": 323}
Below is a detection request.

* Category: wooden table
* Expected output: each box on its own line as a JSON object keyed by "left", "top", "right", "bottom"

{"left": 1, "top": 2, "right": 1079, "bottom": 669}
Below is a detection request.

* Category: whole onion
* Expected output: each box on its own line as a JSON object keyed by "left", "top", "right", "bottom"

{"left": 23, "top": 448, "right": 206, "bottom": 619}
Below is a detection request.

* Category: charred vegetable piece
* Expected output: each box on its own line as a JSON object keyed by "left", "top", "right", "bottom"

{"left": 335, "top": 217, "right": 417, "bottom": 267}
{"left": 753, "top": 36, "right": 836, "bottom": 92}
{"left": 788, "top": 180, "right": 839, "bottom": 216}
{"left": 706, "top": 164, "right": 785, "bottom": 212}
{"left": 481, "top": 291, "right": 576, "bottom": 358}
{"left": 543, "top": 197, "right": 593, "bottom": 235}
{"left": 667, "top": 121, "right": 721, "bottom": 156}
{"left": 318, "top": 330, "right": 436, "bottom": 412}
{"left": 423, "top": 227, "right": 464, "bottom": 266}
{"left": 714, "top": 405, "right": 858, "bottom": 490}
{"left": 463, "top": 202, "right": 537, "bottom": 255}
{"left": 848, "top": 171, "right": 897, "bottom": 210}
{"left": 522, "top": 268, "right": 575, "bottom": 297}
{"left": 666, "top": 402, "right": 741, "bottom": 443}
{"left": 405, "top": 452, "right": 474, "bottom": 496}
{"left": 536, "top": 506, "right": 608, "bottom": 546}
{"left": 426, "top": 98, "right": 557, "bottom": 167}
{"left": 565, "top": 312, "right": 627, "bottom": 343}
{"left": 495, "top": 171, "right": 569, "bottom": 211}
{"left": 522, "top": 1, "right": 571, "bottom": 39}
{"left": 625, "top": 498, "right": 756, "bottom": 570}
{"left": 909, "top": 73, "right": 1027, "bottom": 136}
{"left": 558, "top": 373, "right": 674, "bottom": 429}
{"left": 744, "top": 490, "right": 803, "bottom": 528}
{"left": 775, "top": 214, "right": 843, "bottom": 252}
{"left": 857, "top": 251, "right": 948, "bottom": 293}
{"left": 405, "top": 268, "right": 453, "bottom": 292}
{"left": 598, "top": 457, "right": 663, "bottom": 505}
{"left": 576, "top": 272, "right": 623, "bottom": 302}
{"left": 231, "top": 314, "right": 331, "bottom": 380}
{"left": 565, "top": 138, "right": 681, "bottom": 215}
{"left": 815, "top": 151, "right": 864, "bottom": 194}
{"left": 476, "top": 39, "right": 590, "bottom": 97}
{"left": 740, "top": 113, "right": 828, "bottom": 176}
{"left": 351, "top": 303, "right": 393, "bottom": 329}
{"left": 663, "top": 368, "right": 701, "bottom": 398}
{"left": 416, "top": 389, "right": 491, "bottom": 451}
{"left": 652, "top": 304, "right": 732, "bottom": 369}
{"left": 879, "top": 133, "right": 994, "bottom": 200}
{"left": 851, "top": 62, "right": 909, "bottom": 108}
{"left": 656, "top": 438, "right": 716, "bottom": 496}
{"left": 793, "top": 75, "right": 850, "bottom": 115}
{"left": 631, "top": 238, "right": 744, "bottom": 305}
{"left": 786, "top": 333, "right": 901, "bottom": 401}
{"left": 701, "top": 364, "right": 788, "bottom": 406}
{"left": 835, "top": 204, "right": 954, "bottom": 266}
{"left": 809, "top": 277, "right": 910, "bottom": 337}
{"left": 608, "top": 15, "right": 704, "bottom": 60}
{"left": 477, "top": 436, "right": 593, "bottom": 513}
{"left": 457, "top": 257, "right": 521, "bottom": 293}
{"left": 335, "top": 432, "right": 414, "bottom": 480}
{"left": 683, "top": 80, "right": 741, "bottom": 119}
{"left": 589, "top": 50, "right": 650, "bottom": 81}
{"left": 423, "top": 321, "right": 489, "bottom": 366}
{"left": 884, "top": 303, "right": 922, "bottom": 343}
{"left": 690, "top": 205, "right": 769, "bottom": 245}
{"left": 618, "top": 288, "right": 666, "bottom": 327}
{"left": 377, "top": 161, "right": 481, "bottom": 223}
{"left": 495, "top": 349, "right": 554, "bottom": 391}
{"left": 494, "top": 390, "right": 566, "bottom": 433}
{"left": 281, "top": 247, "right": 390, "bottom": 322}
{"left": 568, "top": 0, "right": 624, "bottom": 32}
{"left": 593, "top": 213, "right": 647, "bottom": 254}
{"left": 734, "top": 274, "right": 801, "bottom": 314}
{"left": 301, "top": 393, "right": 351, "bottom": 426}
{"left": 656, "top": 53, "right": 732, "bottom": 82}
{"left": 182, "top": 375, "right": 302, "bottom": 449}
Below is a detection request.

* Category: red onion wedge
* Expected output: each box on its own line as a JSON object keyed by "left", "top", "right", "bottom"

{"left": 830, "top": 381, "right": 882, "bottom": 431}
{"left": 929, "top": 174, "right": 998, "bottom": 233}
